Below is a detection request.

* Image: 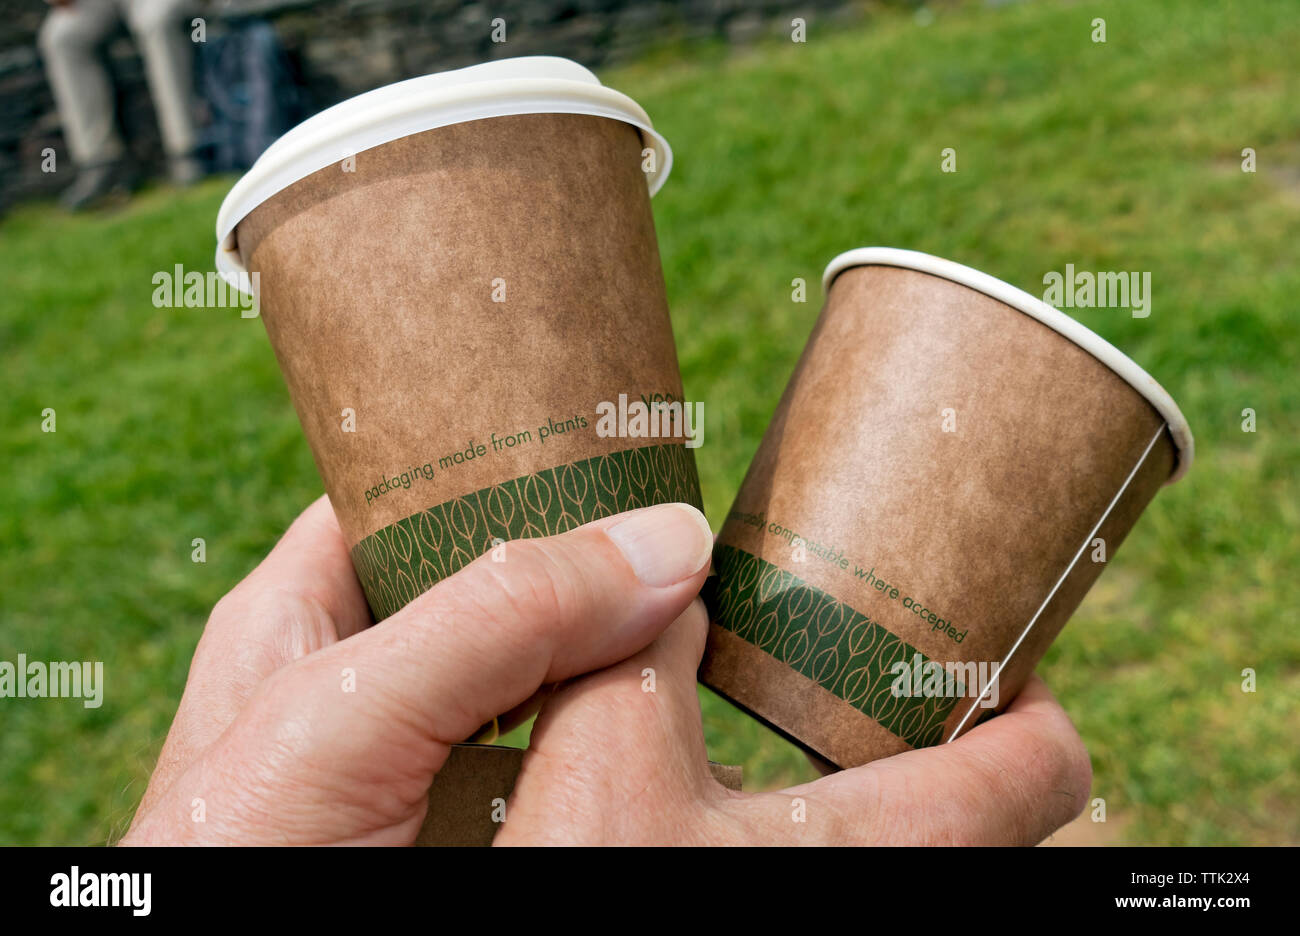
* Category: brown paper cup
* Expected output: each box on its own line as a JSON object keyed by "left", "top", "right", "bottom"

{"left": 214, "top": 58, "right": 701, "bottom": 622}
{"left": 700, "top": 248, "right": 1193, "bottom": 769}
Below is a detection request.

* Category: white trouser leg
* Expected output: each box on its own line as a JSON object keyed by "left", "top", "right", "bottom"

{"left": 37, "top": 0, "right": 125, "bottom": 166}
{"left": 121, "top": 0, "right": 198, "bottom": 158}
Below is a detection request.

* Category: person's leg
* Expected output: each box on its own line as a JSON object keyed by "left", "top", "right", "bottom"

{"left": 37, "top": 0, "right": 125, "bottom": 167}
{"left": 122, "top": 0, "right": 201, "bottom": 182}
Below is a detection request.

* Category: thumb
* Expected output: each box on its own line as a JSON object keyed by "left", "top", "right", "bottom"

{"left": 125, "top": 502, "right": 714, "bottom": 844}
{"left": 773, "top": 675, "right": 1091, "bottom": 845}
{"left": 497, "top": 600, "right": 717, "bottom": 844}
{"left": 294, "top": 502, "right": 714, "bottom": 752}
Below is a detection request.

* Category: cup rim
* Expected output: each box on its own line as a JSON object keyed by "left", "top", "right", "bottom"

{"left": 822, "top": 247, "right": 1193, "bottom": 482}
{"left": 214, "top": 56, "right": 672, "bottom": 291}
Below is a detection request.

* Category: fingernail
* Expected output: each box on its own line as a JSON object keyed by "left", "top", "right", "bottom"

{"left": 606, "top": 504, "right": 713, "bottom": 587}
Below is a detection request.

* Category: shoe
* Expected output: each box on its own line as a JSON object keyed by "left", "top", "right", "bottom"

{"left": 59, "top": 162, "right": 132, "bottom": 212}
{"left": 167, "top": 155, "right": 205, "bottom": 187}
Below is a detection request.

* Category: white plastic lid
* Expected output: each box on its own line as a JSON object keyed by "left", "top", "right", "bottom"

{"left": 215, "top": 56, "right": 671, "bottom": 288}
{"left": 823, "top": 247, "right": 1193, "bottom": 482}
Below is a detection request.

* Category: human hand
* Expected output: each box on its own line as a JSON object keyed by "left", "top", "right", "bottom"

{"left": 497, "top": 606, "right": 1092, "bottom": 845}
{"left": 122, "top": 495, "right": 713, "bottom": 845}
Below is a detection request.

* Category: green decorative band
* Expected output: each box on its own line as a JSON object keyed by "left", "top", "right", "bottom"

{"left": 351, "top": 442, "right": 703, "bottom": 621}
{"left": 704, "top": 545, "right": 963, "bottom": 748}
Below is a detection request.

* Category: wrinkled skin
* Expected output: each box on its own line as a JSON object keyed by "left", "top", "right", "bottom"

{"left": 124, "top": 497, "right": 1090, "bottom": 846}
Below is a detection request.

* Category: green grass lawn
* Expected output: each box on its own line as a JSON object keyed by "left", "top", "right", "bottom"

{"left": 2, "top": 0, "right": 1297, "bottom": 845}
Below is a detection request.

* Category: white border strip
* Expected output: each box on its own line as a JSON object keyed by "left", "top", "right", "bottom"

{"left": 822, "top": 247, "right": 1192, "bottom": 482}
{"left": 946, "top": 423, "right": 1167, "bottom": 741}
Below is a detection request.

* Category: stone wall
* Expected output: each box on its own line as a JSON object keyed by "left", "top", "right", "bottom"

{"left": 0, "top": 0, "right": 870, "bottom": 209}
